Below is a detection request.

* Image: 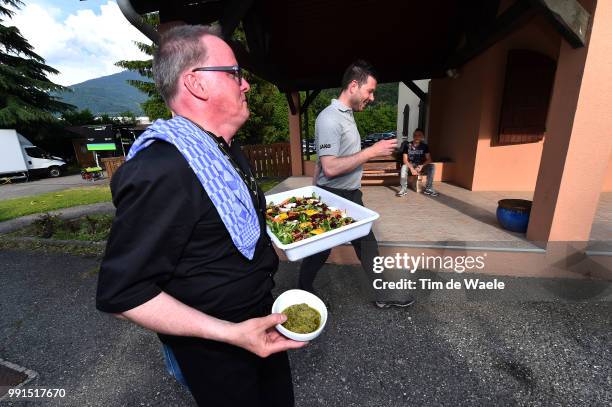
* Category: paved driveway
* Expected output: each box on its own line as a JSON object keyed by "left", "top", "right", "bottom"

{"left": 1, "top": 249, "right": 611, "bottom": 406}
{"left": 0, "top": 175, "right": 109, "bottom": 201}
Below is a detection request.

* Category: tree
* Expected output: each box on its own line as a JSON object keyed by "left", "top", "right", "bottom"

{"left": 116, "top": 110, "right": 137, "bottom": 125}
{"left": 115, "top": 13, "right": 170, "bottom": 121}
{"left": 61, "top": 108, "right": 138, "bottom": 126}
{"left": 0, "top": 0, "right": 73, "bottom": 127}
{"left": 61, "top": 108, "right": 96, "bottom": 126}
{"left": 235, "top": 72, "right": 290, "bottom": 145}
{"left": 354, "top": 103, "right": 397, "bottom": 136}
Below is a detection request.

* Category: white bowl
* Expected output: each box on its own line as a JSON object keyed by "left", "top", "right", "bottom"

{"left": 271, "top": 289, "right": 328, "bottom": 341}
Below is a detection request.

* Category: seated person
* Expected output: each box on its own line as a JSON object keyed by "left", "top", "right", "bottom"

{"left": 397, "top": 128, "right": 439, "bottom": 197}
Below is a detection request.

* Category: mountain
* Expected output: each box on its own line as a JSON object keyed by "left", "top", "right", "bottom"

{"left": 53, "top": 70, "right": 151, "bottom": 116}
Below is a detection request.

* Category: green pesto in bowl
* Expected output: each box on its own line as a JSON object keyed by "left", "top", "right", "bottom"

{"left": 281, "top": 303, "right": 321, "bottom": 334}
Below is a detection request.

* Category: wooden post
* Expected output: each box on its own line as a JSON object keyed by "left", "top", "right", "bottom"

{"left": 288, "top": 91, "right": 303, "bottom": 176}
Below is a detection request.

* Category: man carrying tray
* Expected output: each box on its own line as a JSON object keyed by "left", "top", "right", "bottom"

{"left": 96, "top": 26, "right": 305, "bottom": 406}
{"left": 301, "top": 60, "right": 414, "bottom": 308}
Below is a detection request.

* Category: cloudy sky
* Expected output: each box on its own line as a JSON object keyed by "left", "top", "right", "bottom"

{"left": 11, "top": 0, "right": 150, "bottom": 86}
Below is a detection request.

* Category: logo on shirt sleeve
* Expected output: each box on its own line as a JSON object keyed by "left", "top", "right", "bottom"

{"left": 319, "top": 143, "right": 332, "bottom": 149}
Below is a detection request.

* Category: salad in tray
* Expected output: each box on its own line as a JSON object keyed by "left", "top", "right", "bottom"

{"left": 266, "top": 194, "right": 355, "bottom": 244}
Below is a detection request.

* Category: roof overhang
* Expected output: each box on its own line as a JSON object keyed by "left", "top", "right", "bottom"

{"left": 118, "top": 0, "right": 589, "bottom": 92}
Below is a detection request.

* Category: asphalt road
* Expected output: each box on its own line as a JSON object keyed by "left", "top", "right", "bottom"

{"left": 0, "top": 249, "right": 611, "bottom": 406}
{"left": 0, "top": 175, "right": 109, "bottom": 201}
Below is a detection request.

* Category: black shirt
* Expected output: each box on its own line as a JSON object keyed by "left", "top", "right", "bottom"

{"left": 402, "top": 141, "right": 429, "bottom": 165}
{"left": 95, "top": 140, "right": 278, "bottom": 324}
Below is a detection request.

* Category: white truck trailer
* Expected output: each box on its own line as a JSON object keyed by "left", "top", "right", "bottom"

{"left": 0, "top": 129, "right": 67, "bottom": 180}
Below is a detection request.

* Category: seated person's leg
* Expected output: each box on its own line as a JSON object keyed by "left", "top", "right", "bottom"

{"left": 424, "top": 164, "right": 435, "bottom": 190}
{"left": 422, "top": 164, "right": 439, "bottom": 196}
{"left": 397, "top": 164, "right": 409, "bottom": 196}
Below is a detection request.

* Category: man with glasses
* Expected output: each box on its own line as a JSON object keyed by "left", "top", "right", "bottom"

{"left": 96, "top": 26, "right": 304, "bottom": 407}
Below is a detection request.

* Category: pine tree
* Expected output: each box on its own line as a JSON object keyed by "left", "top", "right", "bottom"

{"left": 115, "top": 13, "right": 171, "bottom": 120}
{"left": 0, "top": 0, "right": 73, "bottom": 127}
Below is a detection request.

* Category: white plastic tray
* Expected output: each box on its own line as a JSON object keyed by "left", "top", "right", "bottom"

{"left": 265, "top": 186, "right": 380, "bottom": 261}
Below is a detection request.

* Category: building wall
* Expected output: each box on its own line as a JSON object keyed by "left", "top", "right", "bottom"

{"left": 396, "top": 80, "right": 429, "bottom": 142}
{"left": 428, "top": 14, "right": 612, "bottom": 192}
{"left": 471, "top": 15, "right": 561, "bottom": 191}
{"left": 427, "top": 54, "right": 485, "bottom": 189}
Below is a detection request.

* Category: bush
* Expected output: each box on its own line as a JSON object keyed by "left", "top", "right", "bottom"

{"left": 32, "top": 213, "right": 61, "bottom": 238}
{"left": 26, "top": 213, "right": 113, "bottom": 241}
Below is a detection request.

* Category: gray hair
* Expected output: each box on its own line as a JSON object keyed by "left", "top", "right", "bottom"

{"left": 153, "top": 25, "right": 214, "bottom": 104}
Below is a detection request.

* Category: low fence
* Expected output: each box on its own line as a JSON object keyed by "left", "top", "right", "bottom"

{"left": 241, "top": 143, "right": 291, "bottom": 178}
{"left": 101, "top": 156, "right": 126, "bottom": 180}
{"left": 101, "top": 142, "right": 291, "bottom": 181}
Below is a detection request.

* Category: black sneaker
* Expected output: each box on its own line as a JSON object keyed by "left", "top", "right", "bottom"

{"left": 374, "top": 299, "right": 415, "bottom": 308}
{"left": 423, "top": 188, "right": 439, "bottom": 197}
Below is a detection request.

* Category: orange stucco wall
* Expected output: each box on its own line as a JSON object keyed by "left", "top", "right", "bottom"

{"left": 427, "top": 63, "right": 482, "bottom": 189}
{"left": 428, "top": 15, "right": 562, "bottom": 191}
{"left": 428, "top": 9, "right": 612, "bottom": 193}
{"left": 471, "top": 16, "right": 561, "bottom": 191}
{"left": 528, "top": 0, "right": 612, "bottom": 242}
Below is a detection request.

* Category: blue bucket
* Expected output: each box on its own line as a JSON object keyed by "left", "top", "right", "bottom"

{"left": 496, "top": 199, "right": 532, "bottom": 233}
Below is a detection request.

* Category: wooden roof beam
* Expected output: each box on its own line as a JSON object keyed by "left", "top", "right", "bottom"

{"left": 445, "top": 0, "right": 536, "bottom": 70}
{"left": 402, "top": 81, "right": 428, "bottom": 102}
{"left": 529, "top": 0, "right": 590, "bottom": 47}
{"left": 219, "top": 0, "right": 254, "bottom": 40}
{"left": 285, "top": 92, "right": 297, "bottom": 115}
{"left": 300, "top": 89, "right": 321, "bottom": 112}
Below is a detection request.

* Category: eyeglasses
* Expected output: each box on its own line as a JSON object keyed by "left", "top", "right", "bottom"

{"left": 192, "top": 65, "right": 242, "bottom": 86}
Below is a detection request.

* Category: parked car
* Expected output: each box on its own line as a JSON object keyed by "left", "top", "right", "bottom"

{"left": 0, "top": 129, "right": 67, "bottom": 180}
{"left": 302, "top": 139, "right": 316, "bottom": 154}
{"left": 362, "top": 131, "right": 397, "bottom": 148}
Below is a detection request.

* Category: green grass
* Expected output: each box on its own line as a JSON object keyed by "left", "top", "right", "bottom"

{"left": 303, "top": 154, "right": 317, "bottom": 161}
{"left": 0, "top": 186, "right": 112, "bottom": 222}
{"left": 0, "top": 178, "right": 280, "bottom": 224}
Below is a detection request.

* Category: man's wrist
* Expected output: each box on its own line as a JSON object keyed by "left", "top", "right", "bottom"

{"left": 364, "top": 147, "right": 377, "bottom": 160}
{"left": 198, "top": 314, "right": 235, "bottom": 343}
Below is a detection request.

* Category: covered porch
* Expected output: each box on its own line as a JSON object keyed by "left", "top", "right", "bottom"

{"left": 122, "top": 0, "right": 612, "bottom": 276}
{"left": 268, "top": 177, "right": 612, "bottom": 279}
{"left": 281, "top": 0, "right": 612, "bottom": 269}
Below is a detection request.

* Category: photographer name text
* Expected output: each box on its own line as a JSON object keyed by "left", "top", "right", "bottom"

{"left": 373, "top": 278, "right": 505, "bottom": 290}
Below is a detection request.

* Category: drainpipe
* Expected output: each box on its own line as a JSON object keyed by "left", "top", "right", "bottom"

{"left": 116, "top": 0, "right": 160, "bottom": 45}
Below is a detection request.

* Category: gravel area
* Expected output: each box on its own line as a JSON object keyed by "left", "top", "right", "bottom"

{"left": 0, "top": 249, "right": 610, "bottom": 406}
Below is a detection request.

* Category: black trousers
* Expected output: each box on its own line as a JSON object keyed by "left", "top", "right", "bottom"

{"left": 167, "top": 298, "right": 294, "bottom": 407}
{"left": 298, "top": 185, "right": 381, "bottom": 300}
